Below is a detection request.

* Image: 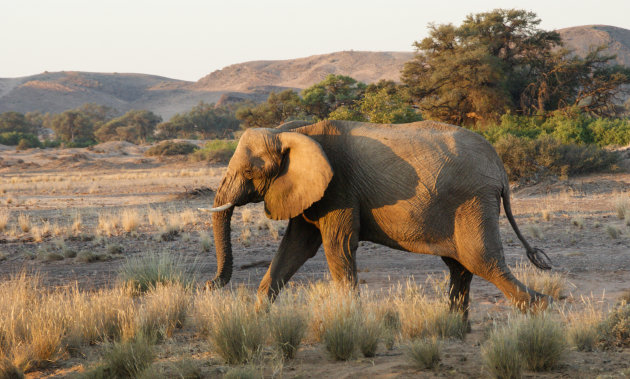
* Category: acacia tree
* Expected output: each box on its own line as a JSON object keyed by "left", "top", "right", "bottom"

{"left": 236, "top": 90, "right": 303, "bottom": 128}
{"left": 301, "top": 74, "right": 366, "bottom": 120}
{"left": 51, "top": 110, "right": 94, "bottom": 143}
{"left": 402, "top": 9, "right": 630, "bottom": 125}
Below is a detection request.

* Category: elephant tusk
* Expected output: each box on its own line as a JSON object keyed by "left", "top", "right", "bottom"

{"left": 198, "top": 203, "right": 234, "bottom": 213}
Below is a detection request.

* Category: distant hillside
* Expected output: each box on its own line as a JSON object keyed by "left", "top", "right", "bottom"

{"left": 0, "top": 71, "right": 264, "bottom": 119}
{"left": 1, "top": 25, "right": 629, "bottom": 119}
{"left": 193, "top": 51, "right": 414, "bottom": 92}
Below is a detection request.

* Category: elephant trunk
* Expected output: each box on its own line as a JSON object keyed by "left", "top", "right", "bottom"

{"left": 208, "top": 188, "right": 236, "bottom": 289}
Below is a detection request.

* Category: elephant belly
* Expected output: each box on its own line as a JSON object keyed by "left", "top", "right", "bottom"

{"left": 359, "top": 202, "right": 458, "bottom": 258}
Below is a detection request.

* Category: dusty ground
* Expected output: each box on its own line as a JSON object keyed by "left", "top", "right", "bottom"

{"left": 1, "top": 142, "right": 630, "bottom": 378}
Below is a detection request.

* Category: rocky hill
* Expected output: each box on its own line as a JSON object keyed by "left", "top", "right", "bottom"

{"left": 1, "top": 25, "right": 628, "bottom": 119}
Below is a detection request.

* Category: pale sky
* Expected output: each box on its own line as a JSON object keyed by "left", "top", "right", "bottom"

{"left": 1, "top": 0, "right": 628, "bottom": 81}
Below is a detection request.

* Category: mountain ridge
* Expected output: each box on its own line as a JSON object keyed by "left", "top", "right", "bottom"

{"left": 1, "top": 25, "right": 628, "bottom": 119}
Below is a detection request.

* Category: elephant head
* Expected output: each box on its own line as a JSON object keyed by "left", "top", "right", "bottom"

{"left": 204, "top": 128, "right": 333, "bottom": 288}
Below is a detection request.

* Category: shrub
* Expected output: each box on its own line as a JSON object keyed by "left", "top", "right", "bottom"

{"left": 118, "top": 253, "right": 195, "bottom": 293}
{"left": 405, "top": 338, "right": 441, "bottom": 369}
{"left": 513, "top": 313, "right": 565, "bottom": 371}
{"left": 0, "top": 132, "right": 41, "bottom": 148}
{"left": 144, "top": 141, "right": 198, "bottom": 156}
{"left": 190, "top": 140, "right": 238, "bottom": 163}
{"left": 597, "top": 303, "right": 630, "bottom": 348}
{"left": 482, "top": 325, "right": 523, "bottom": 379}
{"left": 494, "top": 134, "right": 617, "bottom": 182}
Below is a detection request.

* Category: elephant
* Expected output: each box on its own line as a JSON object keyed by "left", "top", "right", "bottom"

{"left": 202, "top": 119, "right": 552, "bottom": 319}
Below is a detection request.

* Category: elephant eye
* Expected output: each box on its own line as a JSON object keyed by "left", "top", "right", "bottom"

{"left": 243, "top": 168, "right": 254, "bottom": 179}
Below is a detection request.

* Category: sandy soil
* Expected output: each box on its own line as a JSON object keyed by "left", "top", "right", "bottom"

{"left": 1, "top": 144, "right": 630, "bottom": 378}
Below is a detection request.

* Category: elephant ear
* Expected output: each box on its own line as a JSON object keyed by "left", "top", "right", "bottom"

{"left": 264, "top": 132, "right": 333, "bottom": 220}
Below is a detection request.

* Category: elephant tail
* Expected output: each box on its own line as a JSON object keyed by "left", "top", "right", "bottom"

{"left": 501, "top": 186, "right": 552, "bottom": 270}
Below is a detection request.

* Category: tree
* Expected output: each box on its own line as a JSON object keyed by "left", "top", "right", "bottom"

{"left": 156, "top": 102, "right": 240, "bottom": 139}
{"left": 0, "top": 112, "right": 37, "bottom": 134}
{"left": 51, "top": 110, "right": 94, "bottom": 144}
{"left": 95, "top": 110, "right": 161, "bottom": 143}
{"left": 301, "top": 74, "right": 366, "bottom": 120}
{"left": 236, "top": 90, "right": 304, "bottom": 128}
{"left": 329, "top": 88, "right": 421, "bottom": 124}
{"left": 401, "top": 9, "right": 630, "bottom": 125}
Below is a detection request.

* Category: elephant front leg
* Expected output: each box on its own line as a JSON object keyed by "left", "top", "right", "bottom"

{"left": 257, "top": 216, "right": 322, "bottom": 307}
{"left": 320, "top": 209, "right": 359, "bottom": 288}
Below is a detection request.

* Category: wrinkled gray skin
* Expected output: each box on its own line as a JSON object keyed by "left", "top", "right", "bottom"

{"left": 208, "top": 120, "right": 552, "bottom": 320}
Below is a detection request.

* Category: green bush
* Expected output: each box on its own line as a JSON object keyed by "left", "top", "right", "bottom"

{"left": 597, "top": 303, "right": 630, "bottom": 348}
{"left": 145, "top": 141, "right": 198, "bottom": 156}
{"left": 190, "top": 140, "right": 238, "bottom": 163}
{"left": 0, "top": 132, "right": 41, "bottom": 148}
{"left": 494, "top": 134, "right": 618, "bottom": 181}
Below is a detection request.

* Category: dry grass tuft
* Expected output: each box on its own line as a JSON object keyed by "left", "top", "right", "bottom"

{"left": 99, "top": 335, "right": 155, "bottom": 378}
{"left": 405, "top": 337, "right": 441, "bottom": 369}
{"left": 562, "top": 297, "right": 603, "bottom": 352}
{"left": 118, "top": 253, "right": 195, "bottom": 293}
{"left": 32, "top": 221, "right": 51, "bottom": 242}
{"left": 268, "top": 292, "right": 308, "bottom": 359}
{"left": 17, "top": 213, "right": 30, "bottom": 233}
{"left": 240, "top": 208, "right": 252, "bottom": 223}
{"left": 147, "top": 207, "right": 165, "bottom": 227}
{"left": 615, "top": 197, "right": 629, "bottom": 220}
{"left": 482, "top": 323, "right": 523, "bottom": 379}
{"left": 606, "top": 225, "right": 621, "bottom": 239}
{"left": 121, "top": 209, "right": 141, "bottom": 233}
{"left": 223, "top": 365, "right": 259, "bottom": 379}
{"left": 514, "top": 313, "right": 566, "bottom": 371}
{"left": 511, "top": 262, "right": 568, "bottom": 300}
{"left": 240, "top": 227, "right": 252, "bottom": 246}
{"left": 72, "top": 213, "right": 82, "bottom": 234}
{"left": 199, "top": 232, "right": 212, "bottom": 252}
{"left": 0, "top": 357, "right": 24, "bottom": 379}
{"left": 197, "top": 289, "right": 265, "bottom": 364}
{"left": 393, "top": 280, "right": 466, "bottom": 340}
{"left": 541, "top": 209, "right": 551, "bottom": 221}
{"left": 0, "top": 209, "right": 9, "bottom": 232}
{"left": 98, "top": 213, "right": 119, "bottom": 236}
{"left": 357, "top": 311, "right": 382, "bottom": 358}
{"left": 138, "top": 283, "right": 190, "bottom": 341}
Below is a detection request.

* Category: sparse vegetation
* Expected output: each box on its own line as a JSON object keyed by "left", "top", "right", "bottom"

{"left": 511, "top": 262, "right": 568, "bottom": 300}
{"left": 268, "top": 296, "right": 308, "bottom": 359}
{"left": 405, "top": 338, "right": 441, "bottom": 369}
{"left": 203, "top": 290, "right": 265, "bottom": 364}
{"left": 118, "top": 253, "right": 194, "bottom": 293}
{"left": 145, "top": 141, "right": 198, "bottom": 157}
{"left": 17, "top": 213, "right": 30, "bottom": 233}
{"left": 514, "top": 313, "right": 566, "bottom": 371}
{"left": 597, "top": 302, "right": 630, "bottom": 348}
{"left": 606, "top": 225, "right": 621, "bottom": 239}
{"left": 482, "top": 324, "right": 523, "bottom": 379}
{"left": 190, "top": 140, "right": 238, "bottom": 163}
{"left": 0, "top": 209, "right": 9, "bottom": 232}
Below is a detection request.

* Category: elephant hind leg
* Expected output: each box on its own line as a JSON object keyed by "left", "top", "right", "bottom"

{"left": 453, "top": 198, "right": 550, "bottom": 311}
{"left": 441, "top": 256, "right": 473, "bottom": 329}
